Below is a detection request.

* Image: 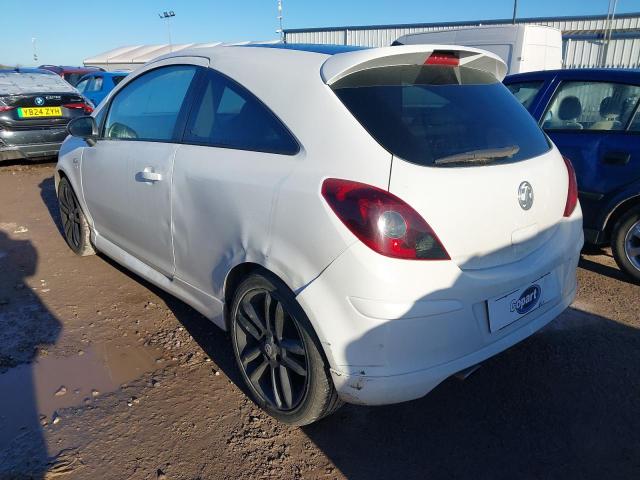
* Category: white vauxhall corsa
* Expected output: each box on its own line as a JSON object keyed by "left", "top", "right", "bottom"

{"left": 56, "top": 43, "right": 583, "bottom": 425}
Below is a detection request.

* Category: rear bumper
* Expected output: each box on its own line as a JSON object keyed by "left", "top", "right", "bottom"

{"left": 0, "top": 142, "right": 62, "bottom": 161}
{"left": 297, "top": 210, "right": 583, "bottom": 406}
{"left": 0, "top": 125, "right": 67, "bottom": 161}
{"left": 330, "top": 290, "right": 574, "bottom": 405}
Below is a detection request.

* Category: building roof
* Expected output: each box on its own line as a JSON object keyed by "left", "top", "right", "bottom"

{"left": 283, "top": 11, "right": 640, "bottom": 33}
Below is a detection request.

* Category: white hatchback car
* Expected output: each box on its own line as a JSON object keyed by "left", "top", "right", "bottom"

{"left": 57, "top": 43, "right": 583, "bottom": 425}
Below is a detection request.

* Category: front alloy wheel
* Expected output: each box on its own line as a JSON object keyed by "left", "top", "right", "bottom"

{"left": 230, "top": 273, "right": 342, "bottom": 425}
{"left": 57, "top": 177, "right": 95, "bottom": 256}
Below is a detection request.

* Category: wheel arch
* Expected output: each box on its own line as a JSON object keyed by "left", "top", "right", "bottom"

{"left": 221, "top": 262, "right": 335, "bottom": 367}
{"left": 54, "top": 167, "right": 67, "bottom": 194}
{"left": 603, "top": 194, "right": 640, "bottom": 243}
{"left": 223, "top": 262, "right": 273, "bottom": 330}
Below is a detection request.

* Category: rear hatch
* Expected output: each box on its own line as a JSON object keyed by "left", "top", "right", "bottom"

{"left": 0, "top": 72, "right": 91, "bottom": 133}
{"left": 327, "top": 46, "right": 569, "bottom": 270}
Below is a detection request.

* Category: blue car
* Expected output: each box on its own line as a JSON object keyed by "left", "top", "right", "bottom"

{"left": 504, "top": 69, "right": 640, "bottom": 281}
{"left": 75, "top": 71, "right": 128, "bottom": 107}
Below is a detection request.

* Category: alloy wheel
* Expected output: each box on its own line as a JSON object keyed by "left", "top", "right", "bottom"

{"left": 58, "top": 181, "right": 83, "bottom": 250}
{"left": 233, "top": 289, "right": 309, "bottom": 411}
{"left": 624, "top": 219, "right": 640, "bottom": 272}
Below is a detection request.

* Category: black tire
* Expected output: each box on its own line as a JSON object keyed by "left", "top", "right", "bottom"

{"left": 57, "top": 177, "right": 95, "bottom": 257}
{"left": 611, "top": 206, "right": 640, "bottom": 282}
{"left": 230, "top": 272, "right": 342, "bottom": 425}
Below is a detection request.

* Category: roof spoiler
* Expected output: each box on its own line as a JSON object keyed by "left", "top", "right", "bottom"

{"left": 321, "top": 44, "right": 507, "bottom": 84}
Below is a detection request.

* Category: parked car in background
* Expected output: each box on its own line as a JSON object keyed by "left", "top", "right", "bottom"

{"left": 0, "top": 69, "right": 93, "bottom": 162}
{"left": 505, "top": 69, "right": 640, "bottom": 280}
{"left": 75, "top": 71, "right": 129, "bottom": 107}
{"left": 39, "top": 65, "right": 104, "bottom": 86}
{"left": 57, "top": 43, "right": 582, "bottom": 425}
{"left": 393, "top": 25, "right": 562, "bottom": 74}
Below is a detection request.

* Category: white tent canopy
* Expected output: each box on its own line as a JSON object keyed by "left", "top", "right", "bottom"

{"left": 84, "top": 41, "right": 272, "bottom": 71}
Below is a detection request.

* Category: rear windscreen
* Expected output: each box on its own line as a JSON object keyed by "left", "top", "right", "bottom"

{"left": 0, "top": 72, "right": 75, "bottom": 95}
{"left": 332, "top": 65, "right": 550, "bottom": 167}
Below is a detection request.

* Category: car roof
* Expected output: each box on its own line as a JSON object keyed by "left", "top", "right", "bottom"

{"left": 40, "top": 65, "right": 103, "bottom": 73}
{"left": 0, "top": 67, "right": 56, "bottom": 75}
{"left": 80, "top": 71, "right": 129, "bottom": 78}
{"left": 158, "top": 43, "right": 507, "bottom": 82}
{"left": 505, "top": 68, "right": 640, "bottom": 83}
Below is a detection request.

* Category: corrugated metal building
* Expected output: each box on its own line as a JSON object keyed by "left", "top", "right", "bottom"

{"left": 284, "top": 12, "right": 640, "bottom": 69}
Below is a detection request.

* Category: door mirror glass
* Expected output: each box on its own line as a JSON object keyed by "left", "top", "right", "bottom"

{"left": 67, "top": 116, "right": 98, "bottom": 142}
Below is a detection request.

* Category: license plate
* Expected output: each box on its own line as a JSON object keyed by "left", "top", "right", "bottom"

{"left": 17, "top": 107, "right": 62, "bottom": 118}
{"left": 487, "top": 273, "right": 558, "bottom": 332}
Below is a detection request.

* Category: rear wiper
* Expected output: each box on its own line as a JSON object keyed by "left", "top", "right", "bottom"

{"left": 434, "top": 145, "right": 520, "bottom": 166}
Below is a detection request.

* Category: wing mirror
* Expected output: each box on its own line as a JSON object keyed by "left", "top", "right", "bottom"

{"left": 67, "top": 116, "right": 98, "bottom": 146}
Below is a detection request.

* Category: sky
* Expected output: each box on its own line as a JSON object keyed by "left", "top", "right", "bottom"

{"left": 1, "top": 0, "right": 638, "bottom": 66}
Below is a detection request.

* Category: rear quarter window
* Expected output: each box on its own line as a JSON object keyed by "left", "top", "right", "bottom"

{"left": 332, "top": 65, "right": 551, "bottom": 167}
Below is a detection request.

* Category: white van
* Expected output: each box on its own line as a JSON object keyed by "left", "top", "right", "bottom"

{"left": 393, "top": 25, "right": 562, "bottom": 74}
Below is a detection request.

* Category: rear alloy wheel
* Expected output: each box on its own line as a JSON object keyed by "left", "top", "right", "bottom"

{"left": 612, "top": 207, "right": 640, "bottom": 282}
{"left": 230, "top": 273, "right": 342, "bottom": 425}
{"left": 57, "top": 177, "right": 95, "bottom": 256}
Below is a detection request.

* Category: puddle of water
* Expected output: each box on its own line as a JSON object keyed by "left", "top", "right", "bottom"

{"left": 0, "top": 340, "right": 161, "bottom": 447}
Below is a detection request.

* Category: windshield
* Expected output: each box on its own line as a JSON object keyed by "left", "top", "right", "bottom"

{"left": 332, "top": 65, "right": 550, "bottom": 167}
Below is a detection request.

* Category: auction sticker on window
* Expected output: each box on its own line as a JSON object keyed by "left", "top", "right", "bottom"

{"left": 487, "top": 273, "right": 558, "bottom": 332}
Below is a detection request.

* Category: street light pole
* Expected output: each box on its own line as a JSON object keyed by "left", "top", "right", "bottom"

{"left": 32, "top": 37, "right": 38, "bottom": 62}
{"left": 158, "top": 11, "right": 176, "bottom": 52}
{"left": 276, "top": 0, "right": 284, "bottom": 42}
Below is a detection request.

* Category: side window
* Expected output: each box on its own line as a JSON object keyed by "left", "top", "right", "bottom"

{"left": 75, "top": 77, "right": 90, "bottom": 93}
{"left": 505, "top": 81, "right": 543, "bottom": 111}
{"left": 104, "top": 65, "right": 197, "bottom": 142}
{"left": 184, "top": 70, "right": 299, "bottom": 155}
{"left": 94, "top": 107, "right": 107, "bottom": 134}
{"left": 112, "top": 75, "right": 126, "bottom": 86}
{"left": 543, "top": 81, "right": 640, "bottom": 131}
{"left": 87, "top": 76, "right": 103, "bottom": 92}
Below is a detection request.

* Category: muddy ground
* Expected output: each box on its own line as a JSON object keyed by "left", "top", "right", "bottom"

{"left": 0, "top": 162, "right": 639, "bottom": 480}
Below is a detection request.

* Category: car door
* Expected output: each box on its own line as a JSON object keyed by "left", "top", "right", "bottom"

{"left": 171, "top": 68, "right": 301, "bottom": 298}
{"left": 82, "top": 63, "right": 200, "bottom": 277}
{"left": 541, "top": 80, "right": 640, "bottom": 228}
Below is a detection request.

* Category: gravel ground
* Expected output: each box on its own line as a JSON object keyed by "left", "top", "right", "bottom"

{"left": 0, "top": 162, "right": 639, "bottom": 480}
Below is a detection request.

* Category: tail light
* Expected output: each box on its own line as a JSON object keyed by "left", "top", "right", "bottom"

{"left": 425, "top": 52, "right": 459, "bottom": 66}
{"left": 63, "top": 102, "right": 94, "bottom": 114}
{"left": 0, "top": 106, "right": 15, "bottom": 112}
{"left": 563, "top": 156, "right": 578, "bottom": 217}
{"left": 321, "top": 178, "right": 449, "bottom": 260}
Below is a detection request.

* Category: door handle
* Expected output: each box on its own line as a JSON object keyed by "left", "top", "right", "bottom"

{"left": 601, "top": 151, "right": 630, "bottom": 165}
{"left": 136, "top": 167, "right": 163, "bottom": 183}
